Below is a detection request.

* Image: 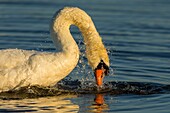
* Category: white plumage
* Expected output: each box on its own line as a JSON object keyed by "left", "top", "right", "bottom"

{"left": 0, "top": 7, "right": 109, "bottom": 92}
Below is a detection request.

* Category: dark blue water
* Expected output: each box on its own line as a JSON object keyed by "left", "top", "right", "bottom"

{"left": 0, "top": 0, "right": 170, "bottom": 112}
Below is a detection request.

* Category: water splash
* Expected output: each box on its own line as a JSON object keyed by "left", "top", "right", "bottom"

{"left": 0, "top": 79, "right": 170, "bottom": 100}
{"left": 55, "top": 79, "right": 170, "bottom": 95}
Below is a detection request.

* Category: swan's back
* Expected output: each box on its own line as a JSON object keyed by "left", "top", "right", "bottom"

{"left": 0, "top": 49, "right": 36, "bottom": 70}
{"left": 0, "top": 48, "right": 78, "bottom": 92}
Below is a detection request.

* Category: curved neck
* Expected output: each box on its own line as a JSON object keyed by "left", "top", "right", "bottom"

{"left": 50, "top": 7, "right": 109, "bottom": 69}
{"left": 50, "top": 7, "right": 101, "bottom": 53}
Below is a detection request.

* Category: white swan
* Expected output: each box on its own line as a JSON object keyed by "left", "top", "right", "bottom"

{"left": 0, "top": 7, "right": 109, "bottom": 92}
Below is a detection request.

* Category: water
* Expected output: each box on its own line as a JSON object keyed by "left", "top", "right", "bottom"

{"left": 0, "top": 0, "right": 170, "bottom": 112}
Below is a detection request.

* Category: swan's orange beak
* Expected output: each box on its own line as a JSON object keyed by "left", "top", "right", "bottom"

{"left": 94, "top": 60, "right": 109, "bottom": 86}
{"left": 95, "top": 69, "right": 104, "bottom": 86}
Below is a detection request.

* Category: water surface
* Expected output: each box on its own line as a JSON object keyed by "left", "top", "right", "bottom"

{"left": 0, "top": 0, "right": 170, "bottom": 112}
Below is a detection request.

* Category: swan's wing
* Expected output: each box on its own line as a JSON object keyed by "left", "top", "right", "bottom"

{"left": 0, "top": 49, "right": 37, "bottom": 70}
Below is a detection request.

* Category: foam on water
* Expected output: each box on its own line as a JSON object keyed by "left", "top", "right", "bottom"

{"left": 0, "top": 79, "right": 169, "bottom": 100}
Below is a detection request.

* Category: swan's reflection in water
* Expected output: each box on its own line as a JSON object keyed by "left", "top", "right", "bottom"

{"left": 0, "top": 94, "right": 109, "bottom": 113}
{"left": 89, "top": 94, "right": 109, "bottom": 113}
{"left": 0, "top": 95, "right": 79, "bottom": 112}
{"left": 94, "top": 94, "right": 104, "bottom": 105}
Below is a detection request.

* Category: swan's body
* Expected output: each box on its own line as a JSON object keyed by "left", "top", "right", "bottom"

{"left": 0, "top": 7, "right": 109, "bottom": 92}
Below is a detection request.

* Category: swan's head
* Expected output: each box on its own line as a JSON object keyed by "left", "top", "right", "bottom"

{"left": 94, "top": 60, "right": 109, "bottom": 87}
{"left": 85, "top": 39, "right": 110, "bottom": 87}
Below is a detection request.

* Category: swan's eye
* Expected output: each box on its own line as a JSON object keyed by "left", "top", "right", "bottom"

{"left": 104, "top": 69, "right": 109, "bottom": 75}
{"left": 95, "top": 60, "right": 109, "bottom": 76}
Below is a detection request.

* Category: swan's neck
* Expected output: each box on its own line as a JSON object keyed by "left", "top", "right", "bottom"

{"left": 50, "top": 7, "right": 109, "bottom": 69}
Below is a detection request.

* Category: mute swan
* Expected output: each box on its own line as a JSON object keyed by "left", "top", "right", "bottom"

{"left": 0, "top": 7, "right": 109, "bottom": 92}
